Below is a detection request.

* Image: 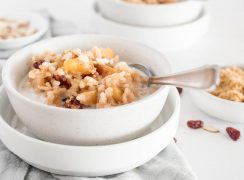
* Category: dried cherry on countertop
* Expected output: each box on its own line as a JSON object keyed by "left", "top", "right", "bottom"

{"left": 187, "top": 120, "right": 204, "bottom": 129}
{"left": 226, "top": 127, "right": 241, "bottom": 141}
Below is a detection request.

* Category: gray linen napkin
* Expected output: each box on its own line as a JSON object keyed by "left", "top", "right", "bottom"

{"left": 0, "top": 12, "right": 198, "bottom": 180}
{"left": 0, "top": 141, "right": 197, "bottom": 180}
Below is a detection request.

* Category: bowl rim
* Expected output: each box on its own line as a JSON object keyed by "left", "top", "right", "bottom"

{"left": 200, "top": 90, "right": 244, "bottom": 106}
{"left": 0, "top": 86, "right": 180, "bottom": 148}
{"left": 103, "top": 0, "right": 203, "bottom": 7}
{"left": 0, "top": 11, "right": 49, "bottom": 45}
{"left": 2, "top": 34, "right": 172, "bottom": 112}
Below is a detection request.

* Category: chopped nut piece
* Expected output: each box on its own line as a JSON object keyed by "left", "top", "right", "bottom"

{"left": 203, "top": 126, "right": 220, "bottom": 133}
{"left": 28, "top": 70, "right": 37, "bottom": 79}
{"left": 96, "top": 64, "right": 116, "bottom": 77}
{"left": 83, "top": 76, "right": 98, "bottom": 87}
{"left": 76, "top": 90, "right": 97, "bottom": 106}
{"left": 51, "top": 79, "right": 60, "bottom": 88}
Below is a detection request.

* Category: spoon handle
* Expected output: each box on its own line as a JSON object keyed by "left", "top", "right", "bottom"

{"left": 149, "top": 65, "right": 220, "bottom": 90}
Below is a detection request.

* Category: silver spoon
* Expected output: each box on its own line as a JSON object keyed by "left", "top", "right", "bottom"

{"left": 129, "top": 64, "right": 220, "bottom": 91}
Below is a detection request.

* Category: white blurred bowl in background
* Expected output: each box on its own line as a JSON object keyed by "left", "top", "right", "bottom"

{"left": 96, "top": 0, "right": 204, "bottom": 27}
{"left": 0, "top": 11, "right": 48, "bottom": 50}
{"left": 92, "top": 3, "right": 209, "bottom": 52}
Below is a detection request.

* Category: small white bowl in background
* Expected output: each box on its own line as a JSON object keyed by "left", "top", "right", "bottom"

{"left": 191, "top": 64, "right": 244, "bottom": 123}
{"left": 2, "top": 35, "right": 171, "bottom": 145}
{"left": 191, "top": 89, "right": 244, "bottom": 123}
{"left": 92, "top": 4, "right": 209, "bottom": 52}
{"left": 96, "top": 0, "right": 205, "bottom": 27}
{"left": 0, "top": 11, "right": 48, "bottom": 50}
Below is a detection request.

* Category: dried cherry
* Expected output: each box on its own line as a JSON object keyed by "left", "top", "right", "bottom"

{"left": 187, "top": 120, "right": 204, "bottom": 129}
{"left": 226, "top": 127, "right": 240, "bottom": 141}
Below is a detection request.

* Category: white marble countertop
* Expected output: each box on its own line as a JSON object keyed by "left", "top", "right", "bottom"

{"left": 165, "top": 1, "right": 244, "bottom": 179}
{"left": 1, "top": 0, "right": 244, "bottom": 179}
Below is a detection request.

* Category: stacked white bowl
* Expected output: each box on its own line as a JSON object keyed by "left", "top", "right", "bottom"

{"left": 93, "top": 0, "right": 208, "bottom": 52}
{"left": 0, "top": 35, "right": 181, "bottom": 176}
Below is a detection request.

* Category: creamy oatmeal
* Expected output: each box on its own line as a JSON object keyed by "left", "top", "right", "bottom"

{"left": 0, "top": 17, "right": 36, "bottom": 40}
{"left": 123, "top": 0, "right": 177, "bottom": 4}
{"left": 211, "top": 67, "right": 244, "bottom": 102}
{"left": 22, "top": 47, "right": 158, "bottom": 109}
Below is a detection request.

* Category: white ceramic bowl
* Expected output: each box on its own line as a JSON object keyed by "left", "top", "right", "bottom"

{"left": 92, "top": 4, "right": 209, "bottom": 52}
{"left": 96, "top": 0, "right": 204, "bottom": 27}
{"left": 0, "top": 87, "right": 180, "bottom": 176}
{"left": 191, "top": 90, "right": 244, "bottom": 123}
{"left": 0, "top": 59, "right": 4, "bottom": 84}
{"left": 0, "top": 11, "right": 48, "bottom": 50}
{"left": 2, "top": 35, "right": 171, "bottom": 145}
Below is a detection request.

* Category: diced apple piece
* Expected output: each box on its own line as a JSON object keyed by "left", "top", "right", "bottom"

{"left": 96, "top": 64, "right": 116, "bottom": 77}
{"left": 76, "top": 90, "right": 97, "bottom": 106}
{"left": 101, "top": 48, "right": 114, "bottom": 59}
{"left": 63, "top": 58, "right": 92, "bottom": 75}
{"left": 112, "top": 86, "right": 122, "bottom": 102}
